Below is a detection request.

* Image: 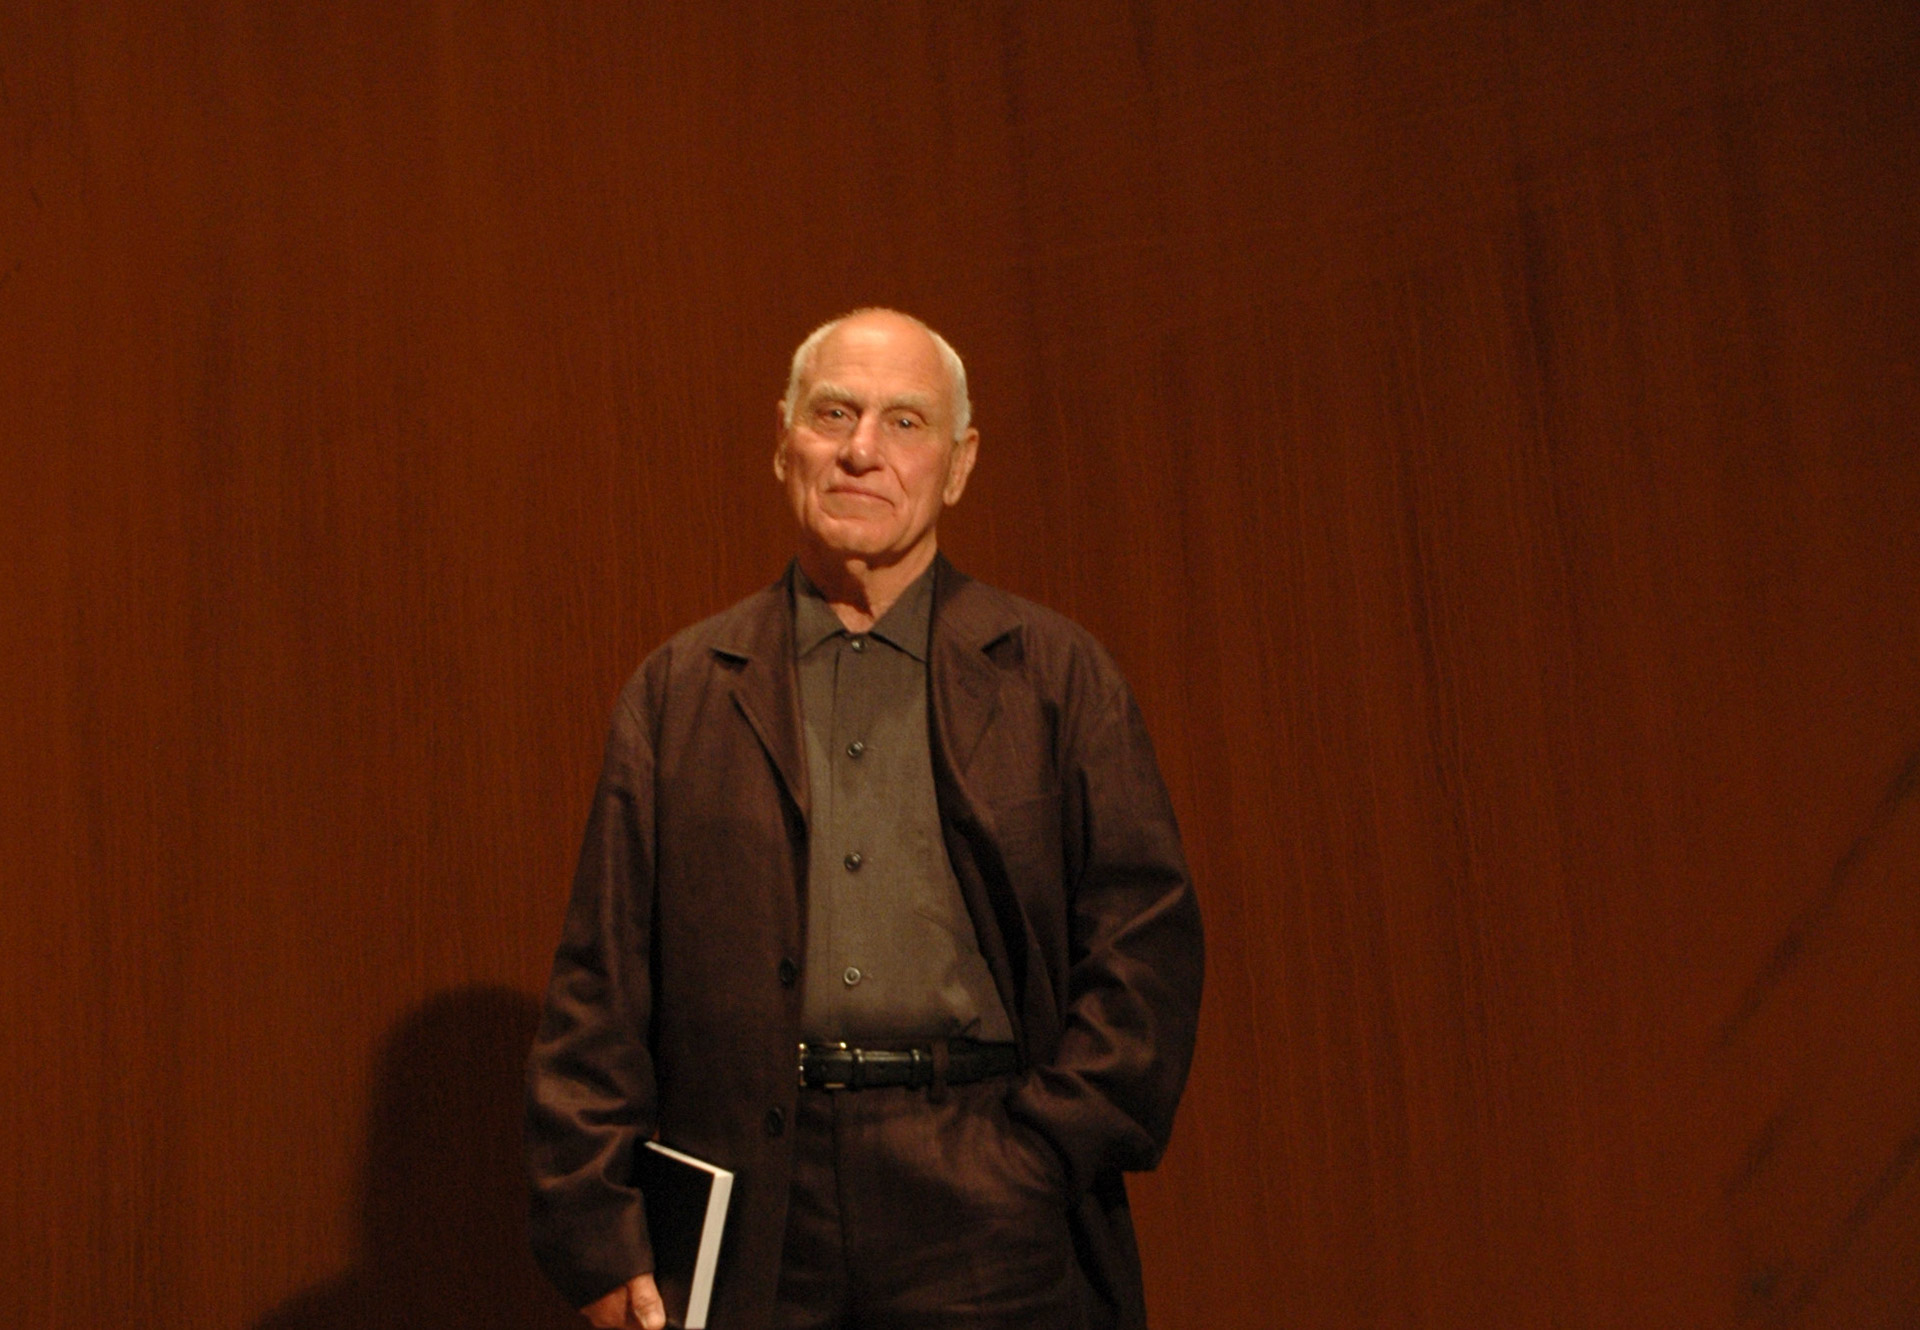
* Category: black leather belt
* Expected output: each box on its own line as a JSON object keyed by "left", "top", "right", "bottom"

{"left": 798, "top": 1039, "right": 1021, "bottom": 1090}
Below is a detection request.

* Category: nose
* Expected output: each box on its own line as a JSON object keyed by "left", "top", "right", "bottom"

{"left": 838, "top": 414, "right": 882, "bottom": 471}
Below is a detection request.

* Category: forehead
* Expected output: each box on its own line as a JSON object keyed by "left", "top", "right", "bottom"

{"left": 802, "top": 317, "right": 951, "bottom": 405}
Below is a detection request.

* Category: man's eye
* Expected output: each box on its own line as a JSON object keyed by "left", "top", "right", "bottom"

{"left": 892, "top": 416, "right": 919, "bottom": 430}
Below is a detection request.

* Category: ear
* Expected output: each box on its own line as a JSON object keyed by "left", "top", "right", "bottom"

{"left": 772, "top": 399, "right": 790, "bottom": 482}
{"left": 941, "top": 427, "right": 980, "bottom": 507}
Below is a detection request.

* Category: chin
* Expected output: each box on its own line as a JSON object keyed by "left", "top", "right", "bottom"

{"left": 827, "top": 544, "right": 903, "bottom": 566}
{"left": 810, "top": 522, "right": 899, "bottom": 557}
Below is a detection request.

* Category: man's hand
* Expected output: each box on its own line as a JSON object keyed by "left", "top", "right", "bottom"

{"left": 582, "top": 1273, "right": 666, "bottom": 1330}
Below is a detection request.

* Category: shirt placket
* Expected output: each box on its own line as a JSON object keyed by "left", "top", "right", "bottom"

{"left": 831, "top": 633, "right": 875, "bottom": 999}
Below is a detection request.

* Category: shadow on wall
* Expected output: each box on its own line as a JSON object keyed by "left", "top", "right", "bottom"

{"left": 253, "top": 984, "right": 580, "bottom": 1330}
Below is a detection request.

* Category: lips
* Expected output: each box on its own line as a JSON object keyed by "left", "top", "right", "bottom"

{"left": 823, "top": 486, "right": 889, "bottom": 505}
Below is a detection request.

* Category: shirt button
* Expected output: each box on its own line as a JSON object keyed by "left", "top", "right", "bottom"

{"left": 844, "top": 851, "right": 863, "bottom": 872}
{"left": 846, "top": 740, "right": 865, "bottom": 759}
{"left": 764, "top": 1106, "right": 786, "bottom": 1137}
{"left": 843, "top": 966, "right": 862, "bottom": 986}
{"left": 778, "top": 957, "right": 799, "bottom": 988}
{"left": 849, "top": 637, "right": 866, "bottom": 653}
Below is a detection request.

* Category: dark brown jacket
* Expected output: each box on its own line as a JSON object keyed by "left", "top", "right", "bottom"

{"left": 526, "top": 557, "right": 1203, "bottom": 1327}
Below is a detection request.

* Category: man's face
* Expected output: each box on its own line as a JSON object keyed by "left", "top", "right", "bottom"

{"left": 774, "top": 313, "right": 978, "bottom": 569}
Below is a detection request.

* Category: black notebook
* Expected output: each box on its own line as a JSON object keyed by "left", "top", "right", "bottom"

{"left": 634, "top": 1139, "right": 734, "bottom": 1330}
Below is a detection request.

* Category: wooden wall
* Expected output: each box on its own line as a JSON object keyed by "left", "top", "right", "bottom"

{"left": 3, "top": 2, "right": 1915, "bottom": 1326}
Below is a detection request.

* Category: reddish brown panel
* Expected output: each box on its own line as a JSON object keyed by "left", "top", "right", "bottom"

{"left": 2, "top": 2, "right": 1915, "bottom": 1328}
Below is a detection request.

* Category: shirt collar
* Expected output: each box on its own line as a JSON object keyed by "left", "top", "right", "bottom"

{"left": 792, "top": 567, "right": 845, "bottom": 656}
{"left": 790, "top": 562, "right": 935, "bottom": 662}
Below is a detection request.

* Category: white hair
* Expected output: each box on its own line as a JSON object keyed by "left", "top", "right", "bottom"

{"left": 781, "top": 309, "right": 972, "bottom": 437}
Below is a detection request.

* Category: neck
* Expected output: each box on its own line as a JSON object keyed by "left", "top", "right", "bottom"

{"left": 797, "top": 540, "right": 938, "bottom": 634}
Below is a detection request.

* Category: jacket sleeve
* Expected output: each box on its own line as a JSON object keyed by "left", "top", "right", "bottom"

{"left": 525, "top": 686, "right": 658, "bottom": 1309}
{"left": 1007, "top": 668, "right": 1205, "bottom": 1193}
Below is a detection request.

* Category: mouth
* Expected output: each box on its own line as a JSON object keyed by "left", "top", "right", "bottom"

{"left": 824, "top": 486, "right": 889, "bottom": 505}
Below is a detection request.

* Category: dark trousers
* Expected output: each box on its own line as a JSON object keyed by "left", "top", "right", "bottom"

{"left": 772, "top": 1076, "right": 1088, "bottom": 1330}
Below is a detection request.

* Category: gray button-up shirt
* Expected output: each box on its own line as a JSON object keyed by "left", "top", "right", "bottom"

{"left": 793, "top": 566, "right": 1014, "bottom": 1046}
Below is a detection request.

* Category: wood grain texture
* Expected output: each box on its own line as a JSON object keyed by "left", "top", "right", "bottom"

{"left": 2, "top": 2, "right": 1915, "bottom": 1326}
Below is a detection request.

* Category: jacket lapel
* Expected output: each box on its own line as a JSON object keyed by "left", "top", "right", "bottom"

{"left": 712, "top": 574, "right": 809, "bottom": 822}
{"left": 928, "top": 556, "right": 1032, "bottom": 1042}
{"left": 929, "top": 556, "right": 1019, "bottom": 783}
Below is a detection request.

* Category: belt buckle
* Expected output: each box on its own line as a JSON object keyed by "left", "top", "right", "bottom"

{"left": 799, "top": 1040, "right": 853, "bottom": 1090}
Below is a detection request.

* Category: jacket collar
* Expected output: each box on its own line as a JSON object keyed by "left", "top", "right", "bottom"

{"left": 928, "top": 553, "right": 1021, "bottom": 779}
{"left": 707, "top": 553, "right": 1024, "bottom": 819}
{"left": 709, "top": 572, "right": 808, "bottom": 817}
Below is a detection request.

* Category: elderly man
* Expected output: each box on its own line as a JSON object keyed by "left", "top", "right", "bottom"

{"left": 527, "top": 309, "right": 1203, "bottom": 1330}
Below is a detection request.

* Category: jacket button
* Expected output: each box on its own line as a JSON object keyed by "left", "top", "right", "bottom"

{"left": 844, "top": 851, "right": 863, "bottom": 872}
{"left": 778, "top": 957, "right": 799, "bottom": 988}
{"left": 764, "top": 1106, "right": 786, "bottom": 1138}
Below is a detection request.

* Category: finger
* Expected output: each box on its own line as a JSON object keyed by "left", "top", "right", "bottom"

{"left": 632, "top": 1281, "right": 667, "bottom": 1330}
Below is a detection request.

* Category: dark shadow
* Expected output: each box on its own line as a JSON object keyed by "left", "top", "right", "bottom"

{"left": 253, "top": 984, "right": 579, "bottom": 1330}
